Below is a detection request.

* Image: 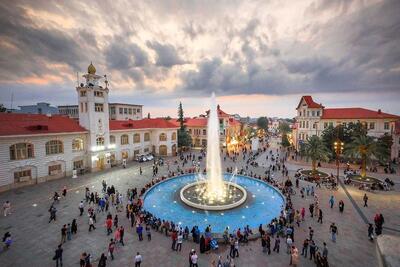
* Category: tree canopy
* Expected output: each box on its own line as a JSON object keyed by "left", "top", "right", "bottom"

{"left": 256, "top": 117, "right": 268, "bottom": 131}
{"left": 177, "top": 102, "right": 192, "bottom": 147}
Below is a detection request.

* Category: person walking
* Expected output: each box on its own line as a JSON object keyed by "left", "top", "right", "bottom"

{"left": 171, "top": 230, "right": 177, "bottom": 251}
{"left": 146, "top": 224, "right": 151, "bottom": 241}
{"left": 49, "top": 205, "right": 57, "bottom": 223}
{"left": 60, "top": 225, "right": 67, "bottom": 243}
{"left": 134, "top": 252, "right": 142, "bottom": 267}
{"left": 98, "top": 253, "right": 107, "bottom": 267}
{"left": 301, "top": 239, "right": 309, "bottom": 257}
{"left": 66, "top": 223, "right": 72, "bottom": 241}
{"left": 290, "top": 245, "right": 299, "bottom": 266}
{"left": 108, "top": 239, "right": 115, "bottom": 260}
{"left": 79, "top": 201, "right": 84, "bottom": 216}
{"left": 286, "top": 236, "right": 293, "bottom": 254}
{"left": 273, "top": 237, "right": 280, "bottom": 253}
{"left": 119, "top": 226, "right": 125, "bottom": 246}
{"left": 106, "top": 217, "right": 113, "bottom": 235}
{"left": 368, "top": 224, "right": 374, "bottom": 241}
{"left": 3, "top": 201, "right": 11, "bottom": 217}
{"left": 363, "top": 193, "right": 368, "bottom": 207}
{"left": 330, "top": 223, "right": 338, "bottom": 242}
{"left": 136, "top": 224, "right": 143, "bottom": 241}
{"left": 176, "top": 232, "right": 183, "bottom": 252}
{"left": 53, "top": 244, "right": 63, "bottom": 267}
{"left": 339, "top": 200, "right": 344, "bottom": 213}
{"left": 89, "top": 216, "right": 96, "bottom": 232}
{"left": 71, "top": 219, "right": 78, "bottom": 234}
{"left": 191, "top": 251, "right": 198, "bottom": 267}
{"left": 322, "top": 242, "right": 328, "bottom": 259}
{"left": 309, "top": 240, "right": 316, "bottom": 261}
{"left": 317, "top": 209, "right": 323, "bottom": 224}
{"left": 329, "top": 195, "right": 335, "bottom": 209}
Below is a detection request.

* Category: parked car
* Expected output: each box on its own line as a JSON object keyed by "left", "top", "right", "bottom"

{"left": 145, "top": 154, "right": 154, "bottom": 161}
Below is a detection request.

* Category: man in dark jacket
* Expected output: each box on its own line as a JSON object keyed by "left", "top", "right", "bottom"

{"left": 53, "top": 244, "right": 63, "bottom": 267}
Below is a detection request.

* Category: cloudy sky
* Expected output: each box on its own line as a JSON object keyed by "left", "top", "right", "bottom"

{"left": 0, "top": 0, "right": 399, "bottom": 118}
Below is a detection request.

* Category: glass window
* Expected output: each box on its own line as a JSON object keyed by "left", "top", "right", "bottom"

{"left": 73, "top": 160, "right": 84, "bottom": 170}
{"left": 134, "top": 133, "right": 140, "bottom": 143}
{"left": 45, "top": 140, "right": 63, "bottom": 155}
{"left": 144, "top": 133, "right": 150, "bottom": 141}
{"left": 110, "top": 135, "right": 116, "bottom": 144}
{"left": 159, "top": 133, "right": 167, "bottom": 141}
{"left": 202, "top": 129, "right": 206, "bottom": 135}
{"left": 48, "top": 164, "right": 62, "bottom": 175}
{"left": 80, "top": 91, "right": 86, "bottom": 97}
{"left": 124, "top": 108, "right": 128, "bottom": 114}
{"left": 121, "top": 134, "right": 129, "bottom": 145}
{"left": 119, "top": 108, "right": 123, "bottom": 114}
{"left": 95, "top": 103, "right": 104, "bottom": 112}
{"left": 14, "top": 169, "right": 32, "bottom": 182}
{"left": 384, "top": 122, "right": 389, "bottom": 130}
{"left": 172, "top": 132, "right": 177, "bottom": 140}
{"left": 96, "top": 137, "right": 105, "bottom": 146}
{"left": 316, "top": 111, "right": 320, "bottom": 116}
{"left": 189, "top": 129, "right": 192, "bottom": 134}
{"left": 129, "top": 108, "right": 132, "bottom": 115}
{"left": 312, "top": 111, "right": 315, "bottom": 116}
{"left": 369, "top": 122, "right": 375, "bottom": 129}
{"left": 10, "top": 143, "right": 34, "bottom": 160}
{"left": 72, "top": 138, "right": 84, "bottom": 151}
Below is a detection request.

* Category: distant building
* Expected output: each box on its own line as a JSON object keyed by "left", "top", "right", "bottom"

{"left": 58, "top": 105, "right": 79, "bottom": 120}
{"left": 292, "top": 96, "right": 399, "bottom": 161}
{"left": 16, "top": 102, "right": 58, "bottom": 115}
{"left": 58, "top": 103, "right": 143, "bottom": 121}
{"left": 109, "top": 103, "right": 143, "bottom": 120}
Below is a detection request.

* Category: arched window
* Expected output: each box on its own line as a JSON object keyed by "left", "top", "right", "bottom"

{"left": 121, "top": 134, "right": 129, "bottom": 145}
{"left": 159, "top": 133, "right": 167, "bottom": 141}
{"left": 72, "top": 138, "right": 84, "bottom": 151}
{"left": 144, "top": 132, "right": 150, "bottom": 141}
{"left": 96, "top": 137, "right": 105, "bottom": 146}
{"left": 46, "top": 140, "right": 64, "bottom": 155}
{"left": 10, "top": 143, "right": 34, "bottom": 160}
{"left": 171, "top": 132, "right": 177, "bottom": 140}
{"left": 133, "top": 133, "right": 140, "bottom": 143}
{"left": 159, "top": 145, "right": 167, "bottom": 156}
{"left": 109, "top": 135, "right": 116, "bottom": 144}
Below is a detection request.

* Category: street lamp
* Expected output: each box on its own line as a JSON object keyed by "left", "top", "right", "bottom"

{"left": 333, "top": 140, "right": 344, "bottom": 184}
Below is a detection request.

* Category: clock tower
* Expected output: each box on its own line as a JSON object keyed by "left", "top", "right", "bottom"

{"left": 77, "top": 62, "right": 111, "bottom": 171}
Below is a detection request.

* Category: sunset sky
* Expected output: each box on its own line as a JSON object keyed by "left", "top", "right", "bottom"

{"left": 0, "top": 0, "right": 399, "bottom": 118}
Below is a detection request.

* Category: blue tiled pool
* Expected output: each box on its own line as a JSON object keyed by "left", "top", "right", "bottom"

{"left": 143, "top": 174, "right": 285, "bottom": 233}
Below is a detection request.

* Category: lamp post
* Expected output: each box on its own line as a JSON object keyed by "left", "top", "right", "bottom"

{"left": 333, "top": 140, "right": 344, "bottom": 184}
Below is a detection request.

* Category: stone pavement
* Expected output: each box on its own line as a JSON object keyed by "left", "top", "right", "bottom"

{"left": 0, "top": 137, "right": 397, "bottom": 267}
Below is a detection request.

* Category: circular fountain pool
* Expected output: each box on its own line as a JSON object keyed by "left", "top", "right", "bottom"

{"left": 143, "top": 174, "right": 285, "bottom": 233}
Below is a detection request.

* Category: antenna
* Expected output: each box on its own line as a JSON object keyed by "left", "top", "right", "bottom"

{"left": 10, "top": 91, "right": 14, "bottom": 111}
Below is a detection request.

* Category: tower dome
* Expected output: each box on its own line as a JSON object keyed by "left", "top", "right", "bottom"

{"left": 88, "top": 62, "right": 96, "bottom": 74}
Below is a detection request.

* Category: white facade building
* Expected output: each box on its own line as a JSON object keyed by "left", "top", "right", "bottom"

{"left": 0, "top": 63, "right": 178, "bottom": 192}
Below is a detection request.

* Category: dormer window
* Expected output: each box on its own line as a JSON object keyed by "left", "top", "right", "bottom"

{"left": 94, "top": 91, "right": 104, "bottom": 97}
{"left": 80, "top": 91, "right": 87, "bottom": 97}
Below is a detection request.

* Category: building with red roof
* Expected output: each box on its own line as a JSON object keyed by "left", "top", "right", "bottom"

{"left": 293, "top": 96, "right": 400, "bottom": 162}
{"left": 0, "top": 63, "right": 178, "bottom": 192}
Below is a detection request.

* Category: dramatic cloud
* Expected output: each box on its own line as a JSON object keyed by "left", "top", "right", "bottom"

{"left": 0, "top": 0, "right": 399, "bottom": 117}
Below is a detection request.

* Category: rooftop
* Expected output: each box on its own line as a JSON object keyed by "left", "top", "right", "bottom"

{"left": 110, "top": 118, "right": 178, "bottom": 131}
{"left": 321, "top": 108, "right": 399, "bottom": 120}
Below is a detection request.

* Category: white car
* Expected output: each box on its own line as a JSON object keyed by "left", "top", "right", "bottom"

{"left": 145, "top": 154, "right": 154, "bottom": 161}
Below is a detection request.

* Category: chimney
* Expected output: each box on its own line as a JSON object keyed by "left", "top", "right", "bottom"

{"left": 378, "top": 109, "right": 381, "bottom": 114}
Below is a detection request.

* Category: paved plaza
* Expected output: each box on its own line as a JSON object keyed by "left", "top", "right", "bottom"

{"left": 0, "top": 138, "right": 399, "bottom": 267}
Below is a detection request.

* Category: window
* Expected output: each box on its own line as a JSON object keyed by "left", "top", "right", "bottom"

{"left": 122, "top": 151, "right": 129, "bottom": 159}
{"left": 129, "top": 108, "right": 132, "bottom": 115}
{"left": 189, "top": 129, "right": 192, "bottom": 134}
{"left": 306, "top": 121, "right": 309, "bottom": 128}
{"left": 85, "top": 102, "right": 88, "bottom": 112}
{"left": 329, "top": 122, "right": 333, "bottom": 127}
{"left": 369, "top": 122, "right": 375, "bottom": 130}
{"left": 134, "top": 133, "right": 140, "bottom": 143}
{"left": 119, "top": 108, "right": 123, "bottom": 114}
{"left": 14, "top": 169, "right": 32, "bottom": 182}
{"left": 10, "top": 143, "right": 34, "bottom": 160}
{"left": 384, "top": 122, "right": 389, "bottom": 130}
{"left": 137, "top": 108, "right": 140, "bottom": 113}
{"left": 133, "top": 109, "right": 136, "bottom": 114}
{"left": 124, "top": 108, "right": 128, "bottom": 114}
{"left": 121, "top": 134, "right": 129, "bottom": 145}
{"left": 80, "top": 103, "right": 83, "bottom": 113}
{"left": 94, "top": 91, "right": 103, "bottom": 97}
{"left": 72, "top": 138, "right": 84, "bottom": 151}
{"left": 134, "top": 149, "right": 140, "bottom": 156}
{"left": 299, "top": 111, "right": 302, "bottom": 117}
{"left": 80, "top": 91, "right": 87, "bottom": 97}
{"left": 159, "top": 133, "right": 167, "bottom": 141}
{"left": 201, "top": 139, "right": 207, "bottom": 146}
{"left": 110, "top": 107, "right": 116, "bottom": 115}
{"left": 110, "top": 135, "right": 116, "bottom": 144}
{"left": 95, "top": 103, "right": 104, "bottom": 112}
{"left": 144, "top": 147, "right": 149, "bottom": 153}
{"left": 307, "top": 111, "right": 310, "bottom": 117}
{"left": 144, "top": 133, "right": 150, "bottom": 141}
{"left": 324, "top": 122, "right": 328, "bottom": 129}
{"left": 48, "top": 164, "right": 62, "bottom": 175}
{"left": 96, "top": 137, "right": 105, "bottom": 146}
{"left": 313, "top": 123, "right": 316, "bottom": 129}
{"left": 73, "top": 160, "right": 84, "bottom": 169}
{"left": 312, "top": 111, "right": 315, "bottom": 117}
{"left": 202, "top": 129, "right": 206, "bottom": 136}
{"left": 45, "top": 140, "right": 63, "bottom": 155}
{"left": 316, "top": 111, "right": 320, "bottom": 116}
{"left": 172, "top": 132, "right": 177, "bottom": 140}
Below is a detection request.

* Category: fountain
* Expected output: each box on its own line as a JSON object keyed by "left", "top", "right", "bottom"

{"left": 179, "top": 93, "right": 247, "bottom": 210}
{"left": 142, "top": 93, "right": 284, "bottom": 233}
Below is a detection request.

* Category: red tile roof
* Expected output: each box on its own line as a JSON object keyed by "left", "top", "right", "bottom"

{"left": 228, "top": 118, "right": 241, "bottom": 126}
{"left": 395, "top": 121, "right": 400, "bottom": 135}
{"left": 321, "top": 108, "right": 399, "bottom": 120}
{"left": 170, "top": 118, "right": 207, "bottom": 127}
{"left": 0, "top": 113, "right": 87, "bottom": 137}
{"left": 110, "top": 118, "right": 178, "bottom": 131}
{"left": 297, "top": 96, "right": 324, "bottom": 109}
{"left": 205, "top": 105, "right": 231, "bottom": 118}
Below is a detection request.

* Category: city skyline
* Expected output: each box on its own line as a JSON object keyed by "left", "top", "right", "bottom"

{"left": 0, "top": 0, "right": 399, "bottom": 118}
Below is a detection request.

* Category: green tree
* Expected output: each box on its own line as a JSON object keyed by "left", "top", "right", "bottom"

{"left": 278, "top": 122, "right": 291, "bottom": 134}
{"left": 0, "top": 104, "right": 6, "bottom": 113}
{"left": 376, "top": 133, "right": 392, "bottom": 163}
{"left": 281, "top": 134, "right": 290, "bottom": 147}
{"left": 177, "top": 102, "right": 192, "bottom": 147}
{"left": 303, "top": 135, "right": 330, "bottom": 176}
{"left": 345, "top": 134, "right": 379, "bottom": 178}
{"left": 257, "top": 117, "right": 268, "bottom": 131}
